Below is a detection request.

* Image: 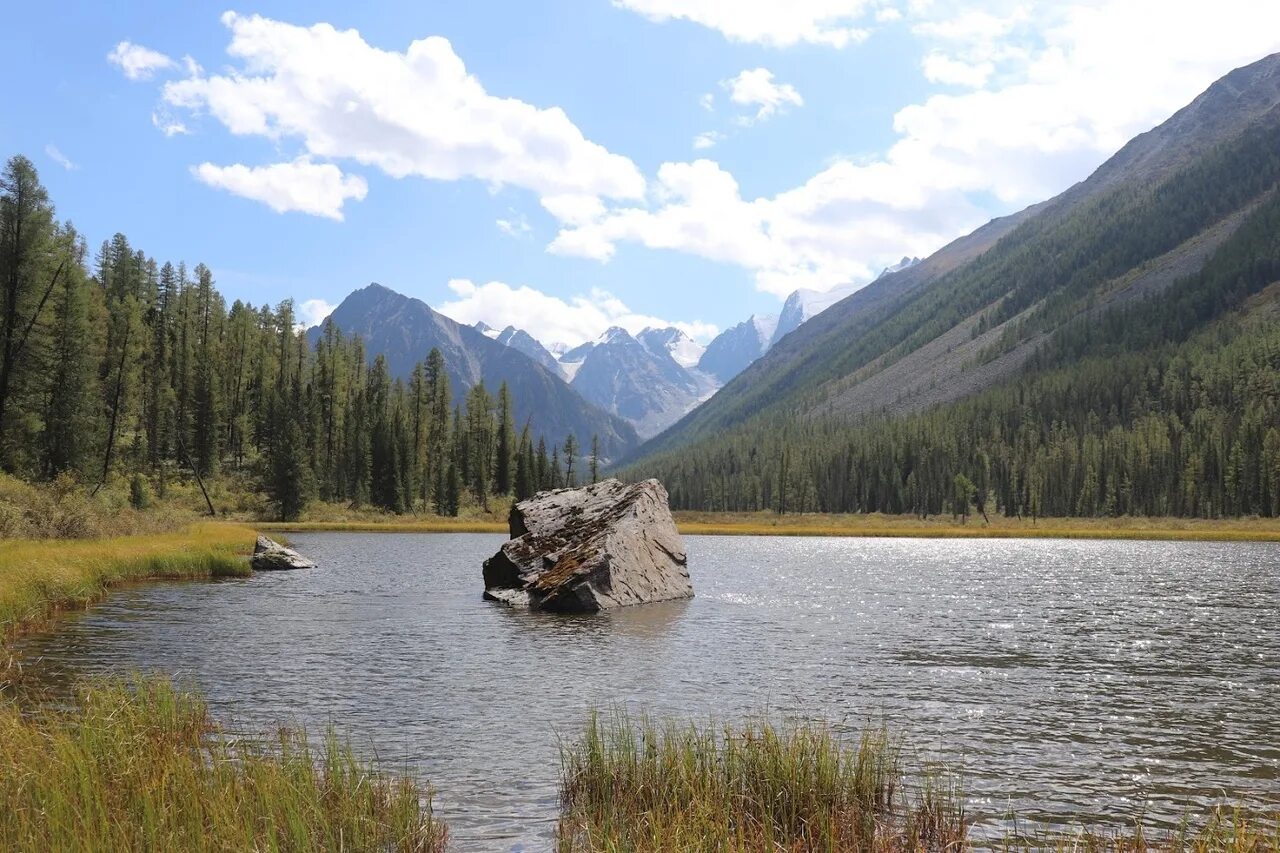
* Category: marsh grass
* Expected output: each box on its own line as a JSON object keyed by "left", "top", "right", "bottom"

{"left": 557, "top": 711, "right": 967, "bottom": 852}
{"left": 0, "top": 522, "right": 256, "bottom": 642}
{"left": 0, "top": 675, "right": 447, "bottom": 852}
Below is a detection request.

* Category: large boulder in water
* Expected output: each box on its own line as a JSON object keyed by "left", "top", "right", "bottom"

{"left": 251, "top": 535, "right": 317, "bottom": 571}
{"left": 483, "top": 479, "right": 692, "bottom": 612}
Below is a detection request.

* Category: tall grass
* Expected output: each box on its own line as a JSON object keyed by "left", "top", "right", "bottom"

{"left": 0, "top": 522, "right": 256, "bottom": 641}
{"left": 557, "top": 711, "right": 966, "bottom": 851}
{"left": 0, "top": 675, "right": 447, "bottom": 852}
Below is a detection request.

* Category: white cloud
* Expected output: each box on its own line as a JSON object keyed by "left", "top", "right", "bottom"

{"left": 724, "top": 68, "right": 804, "bottom": 123}
{"left": 44, "top": 144, "right": 77, "bottom": 171}
{"left": 692, "top": 131, "right": 724, "bottom": 150}
{"left": 298, "top": 298, "right": 336, "bottom": 328}
{"left": 698, "top": 92, "right": 715, "bottom": 111}
{"left": 162, "top": 13, "right": 644, "bottom": 216}
{"left": 438, "top": 279, "right": 718, "bottom": 346}
{"left": 549, "top": 158, "right": 980, "bottom": 296}
{"left": 496, "top": 210, "right": 532, "bottom": 238}
{"left": 921, "top": 52, "right": 993, "bottom": 87}
{"left": 150, "top": 110, "right": 189, "bottom": 137}
{"left": 552, "top": 0, "right": 1280, "bottom": 297}
{"left": 613, "top": 0, "right": 879, "bottom": 47}
{"left": 191, "top": 158, "right": 368, "bottom": 220}
{"left": 108, "top": 41, "right": 176, "bottom": 80}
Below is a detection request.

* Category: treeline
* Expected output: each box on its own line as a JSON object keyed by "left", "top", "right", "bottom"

{"left": 627, "top": 179, "right": 1280, "bottom": 519}
{"left": 0, "top": 155, "right": 596, "bottom": 519}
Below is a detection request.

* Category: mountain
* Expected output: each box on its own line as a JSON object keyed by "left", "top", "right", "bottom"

{"left": 637, "top": 327, "right": 705, "bottom": 369}
{"left": 625, "top": 52, "right": 1280, "bottom": 517}
{"left": 696, "top": 315, "right": 775, "bottom": 384}
{"left": 494, "top": 325, "right": 563, "bottom": 376}
{"left": 771, "top": 258, "right": 921, "bottom": 349}
{"left": 699, "top": 258, "right": 923, "bottom": 385}
{"left": 309, "top": 284, "right": 638, "bottom": 457}
{"left": 556, "top": 327, "right": 711, "bottom": 439}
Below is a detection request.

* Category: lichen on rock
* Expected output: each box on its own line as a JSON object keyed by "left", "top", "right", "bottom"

{"left": 482, "top": 479, "right": 692, "bottom": 612}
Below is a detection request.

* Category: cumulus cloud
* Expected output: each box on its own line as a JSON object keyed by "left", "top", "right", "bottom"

{"left": 107, "top": 41, "right": 176, "bottom": 80}
{"left": 297, "top": 298, "right": 336, "bottom": 328}
{"left": 161, "top": 12, "right": 644, "bottom": 217}
{"left": 191, "top": 159, "right": 368, "bottom": 220}
{"left": 724, "top": 68, "right": 804, "bottom": 123}
{"left": 44, "top": 144, "right": 77, "bottom": 171}
{"left": 549, "top": 158, "right": 980, "bottom": 295}
{"left": 552, "top": 0, "right": 1280, "bottom": 297}
{"left": 613, "top": 0, "right": 879, "bottom": 47}
{"left": 437, "top": 279, "right": 718, "bottom": 346}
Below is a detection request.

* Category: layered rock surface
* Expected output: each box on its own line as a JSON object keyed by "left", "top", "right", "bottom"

{"left": 482, "top": 479, "right": 692, "bottom": 612}
{"left": 250, "top": 535, "right": 316, "bottom": 571}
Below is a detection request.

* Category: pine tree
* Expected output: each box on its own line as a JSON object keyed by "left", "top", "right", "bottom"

{"left": 589, "top": 434, "right": 600, "bottom": 484}
{"left": 495, "top": 382, "right": 515, "bottom": 495}
{"left": 563, "top": 433, "right": 578, "bottom": 487}
{"left": 0, "top": 156, "right": 64, "bottom": 472}
{"left": 515, "top": 425, "right": 534, "bottom": 499}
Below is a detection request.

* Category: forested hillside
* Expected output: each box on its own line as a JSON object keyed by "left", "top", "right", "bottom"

{"left": 0, "top": 156, "right": 599, "bottom": 520}
{"left": 623, "top": 54, "right": 1280, "bottom": 519}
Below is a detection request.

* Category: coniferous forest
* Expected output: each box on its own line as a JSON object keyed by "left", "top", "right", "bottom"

{"left": 0, "top": 155, "right": 595, "bottom": 520}
{"left": 625, "top": 187, "right": 1280, "bottom": 519}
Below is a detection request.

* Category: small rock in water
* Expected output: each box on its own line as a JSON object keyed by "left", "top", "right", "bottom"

{"left": 251, "top": 535, "right": 317, "bottom": 571}
{"left": 482, "top": 478, "right": 693, "bottom": 612}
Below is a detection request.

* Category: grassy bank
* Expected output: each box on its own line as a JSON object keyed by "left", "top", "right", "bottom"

{"left": 256, "top": 511, "right": 1280, "bottom": 542}
{"left": 0, "top": 522, "right": 257, "bottom": 642}
{"left": 0, "top": 676, "right": 446, "bottom": 852}
{"left": 673, "top": 511, "right": 1280, "bottom": 541}
{"left": 256, "top": 518, "right": 508, "bottom": 534}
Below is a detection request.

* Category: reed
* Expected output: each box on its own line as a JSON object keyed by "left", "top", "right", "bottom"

{"left": 0, "top": 522, "right": 257, "bottom": 642}
{"left": 557, "top": 710, "right": 966, "bottom": 852}
{"left": 0, "top": 675, "right": 447, "bottom": 852}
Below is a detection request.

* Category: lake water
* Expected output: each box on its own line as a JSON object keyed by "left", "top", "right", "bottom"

{"left": 13, "top": 533, "right": 1280, "bottom": 849}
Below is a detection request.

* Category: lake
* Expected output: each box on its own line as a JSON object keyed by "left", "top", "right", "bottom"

{"left": 13, "top": 533, "right": 1280, "bottom": 850}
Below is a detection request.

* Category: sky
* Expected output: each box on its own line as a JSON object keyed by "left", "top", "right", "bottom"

{"left": 4, "top": 1, "right": 1280, "bottom": 347}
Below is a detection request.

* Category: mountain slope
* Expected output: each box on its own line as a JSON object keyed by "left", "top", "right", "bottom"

{"left": 631, "top": 53, "right": 1280, "bottom": 464}
{"left": 310, "top": 284, "right": 638, "bottom": 457}
{"left": 625, "top": 52, "right": 1280, "bottom": 515}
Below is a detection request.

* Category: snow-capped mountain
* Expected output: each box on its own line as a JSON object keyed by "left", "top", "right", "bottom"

{"left": 769, "top": 257, "right": 921, "bottom": 349}
{"left": 547, "top": 327, "right": 714, "bottom": 439}
{"left": 696, "top": 315, "right": 775, "bottom": 384}
{"left": 637, "top": 327, "right": 706, "bottom": 369}
{"left": 471, "top": 257, "right": 921, "bottom": 438}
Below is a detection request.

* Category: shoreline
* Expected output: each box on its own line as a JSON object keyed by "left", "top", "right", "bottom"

{"left": 0, "top": 523, "right": 257, "bottom": 644}
{"left": 256, "top": 513, "right": 1280, "bottom": 542}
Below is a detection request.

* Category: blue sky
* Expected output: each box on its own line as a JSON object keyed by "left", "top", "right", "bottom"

{"left": 4, "top": 1, "right": 1280, "bottom": 346}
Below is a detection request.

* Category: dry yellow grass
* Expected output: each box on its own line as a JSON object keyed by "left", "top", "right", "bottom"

{"left": 0, "top": 522, "right": 257, "bottom": 642}
{"left": 256, "top": 511, "right": 1280, "bottom": 542}
{"left": 672, "top": 511, "right": 1280, "bottom": 542}
{"left": 256, "top": 518, "right": 508, "bottom": 533}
